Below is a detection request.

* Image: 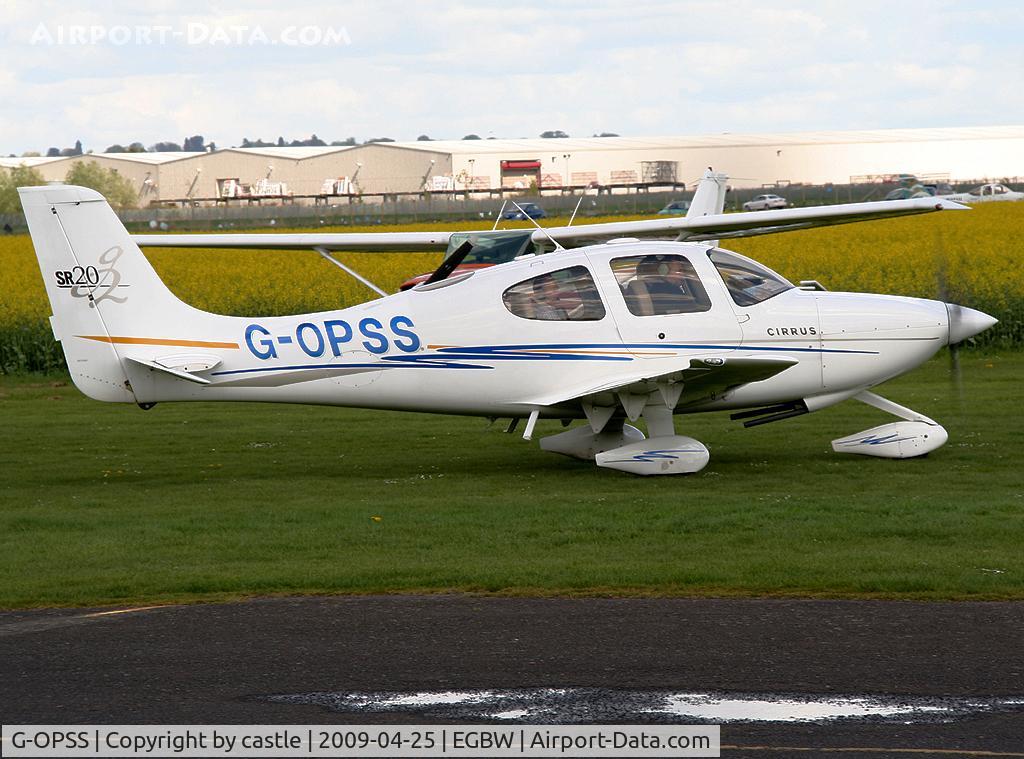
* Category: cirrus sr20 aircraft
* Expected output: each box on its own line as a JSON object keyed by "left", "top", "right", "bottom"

{"left": 19, "top": 171, "right": 996, "bottom": 475}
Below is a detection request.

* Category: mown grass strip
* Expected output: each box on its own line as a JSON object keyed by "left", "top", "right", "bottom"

{"left": 0, "top": 351, "right": 1019, "bottom": 609}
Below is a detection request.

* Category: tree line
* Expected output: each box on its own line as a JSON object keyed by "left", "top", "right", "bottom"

{"left": 0, "top": 162, "right": 137, "bottom": 214}
{"left": 12, "top": 130, "right": 622, "bottom": 159}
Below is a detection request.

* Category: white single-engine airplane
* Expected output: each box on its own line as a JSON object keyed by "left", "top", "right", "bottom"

{"left": 19, "top": 171, "right": 997, "bottom": 475}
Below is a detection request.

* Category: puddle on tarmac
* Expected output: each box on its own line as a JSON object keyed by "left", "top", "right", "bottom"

{"left": 657, "top": 694, "right": 947, "bottom": 722}
{"left": 264, "top": 688, "right": 1024, "bottom": 724}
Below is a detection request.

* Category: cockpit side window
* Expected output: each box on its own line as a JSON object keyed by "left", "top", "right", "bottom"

{"left": 502, "top": 265, "right": 606, "bottom": 321}
{"left": 708, "top": 249, "right": 793, "bottom": 306}
{"left": 610, "top": 254, "right": 712, "bottom": 317}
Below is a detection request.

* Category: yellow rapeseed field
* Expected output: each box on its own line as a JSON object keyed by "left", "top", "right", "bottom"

{"left": 730, "top": 201, "right": 1024, "bottom": 345}
{"left": 2, "top": 203, "right": 1021, "bottom": 364}
{"left": 730, "top": 201, "right": 1022, "bottom": 310}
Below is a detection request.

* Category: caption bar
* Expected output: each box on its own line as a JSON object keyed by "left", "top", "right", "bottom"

{"left": 2, "top": 725, "right": 720, "bottom": 757}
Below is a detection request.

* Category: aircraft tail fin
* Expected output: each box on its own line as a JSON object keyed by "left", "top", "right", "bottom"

{"left": 687, "top": 169, "right": 729, "bottom": 218}
{"left": 18, "top": 184, "right": 210, "bottom": 402}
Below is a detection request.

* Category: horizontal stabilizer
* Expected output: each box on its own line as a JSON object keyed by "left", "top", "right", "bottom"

{"left": 124, "top": 356, "right": 213, "bottom": 385}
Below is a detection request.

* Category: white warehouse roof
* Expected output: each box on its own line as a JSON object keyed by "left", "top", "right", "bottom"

{"left": 84, "top": 151, "right": 208, "bottom": 165}
{"left": 0, "top": 155, "right": 71, "bottom": 168}
{"left": 224, "top": 145, "right": 360, "bottom": 160}
{"left": 391, "top": 125, "right": 1024, "bottom": 155}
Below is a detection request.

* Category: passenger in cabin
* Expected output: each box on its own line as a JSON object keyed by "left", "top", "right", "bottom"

{"left": 531, "top": 276, "right": 569, "bottom": 320}
{"left": 502, "top": 266, "right": 605, "bottom": 322}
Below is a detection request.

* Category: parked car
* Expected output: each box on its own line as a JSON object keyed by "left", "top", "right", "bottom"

{"left": 743, "top": 194, "right": 788, "bottom": 211}
{"left": 501, "top": 202, "right": 547, "bottom": 220}
{"left": 931, "top": 183, "right": 1024, "bottom": 204}
{"left": 656, "top": 200, "right": 691, "bottom": 215}
{"left": 964, "top": 183, "right": 1024, "bottom": 202}
{"left": 884, "top": 185, "right": 936, "bottom": 201}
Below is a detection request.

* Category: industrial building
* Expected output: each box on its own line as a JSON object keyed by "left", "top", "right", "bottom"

{"left": 4, "top": 126, "right": 1023, "bottom": 207}
{"left": 429, "top": 126, "right": 1024, "bottom": 193}
{"left": 1, "top": 143, "right": 452, "bottom": 203}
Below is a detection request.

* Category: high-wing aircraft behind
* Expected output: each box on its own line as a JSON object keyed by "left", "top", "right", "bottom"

{"left": 19, "top": 175, "right": 995, "bottom": 475}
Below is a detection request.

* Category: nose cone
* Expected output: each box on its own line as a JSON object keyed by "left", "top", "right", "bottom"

{"left": 946, "top": 303, "right": 998, "bottom": 344}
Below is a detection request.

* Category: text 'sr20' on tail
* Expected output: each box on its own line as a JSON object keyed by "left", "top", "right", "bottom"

{"left": 19, "top": 184, "right": 205, "bottom": 402}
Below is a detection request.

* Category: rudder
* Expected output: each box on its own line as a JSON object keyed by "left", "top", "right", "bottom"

{"left": 687, "top": 169, "right": 729, "bottom": 218}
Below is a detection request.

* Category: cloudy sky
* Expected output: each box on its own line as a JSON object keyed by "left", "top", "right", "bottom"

{"left": 2, "top": 0, "right": 1023, "bottom": 154}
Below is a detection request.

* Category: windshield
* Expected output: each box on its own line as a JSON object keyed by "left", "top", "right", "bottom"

{"left": 446, "top": 230, "right": 535, "bottom": 265}
{"left": 708, "top": 249, "right": 793, "bottom": 307}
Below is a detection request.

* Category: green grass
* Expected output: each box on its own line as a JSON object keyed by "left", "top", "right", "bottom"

{"left": 0, "top": 350, "right": 1021, "bottom": 609}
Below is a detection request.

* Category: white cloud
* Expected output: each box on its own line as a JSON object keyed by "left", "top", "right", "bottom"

{"left": 2, "top": 0, "right": 1023, "bottom": 154}
{"left": 893, "top": 63, "right": 976, "bottom": 92}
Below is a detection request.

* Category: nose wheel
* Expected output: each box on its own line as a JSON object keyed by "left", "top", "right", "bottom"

{"left": 832, "top": 391, "right": 948, "bottom": 459}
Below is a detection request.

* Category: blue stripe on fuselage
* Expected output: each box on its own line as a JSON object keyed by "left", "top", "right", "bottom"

{"left": 210, "top": 341, "right": 879, "bottom": 378}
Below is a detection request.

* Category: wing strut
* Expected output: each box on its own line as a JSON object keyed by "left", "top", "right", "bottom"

{"left": 315, "top": 247, "right": 388, "bottom": 297}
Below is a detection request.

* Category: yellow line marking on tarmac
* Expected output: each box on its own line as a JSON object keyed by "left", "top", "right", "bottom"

{"left": 82, "top": 605, "right": 171, "bottom": 618}
{"left": 723, "top": 745, "right": 1024, "bottom": 757}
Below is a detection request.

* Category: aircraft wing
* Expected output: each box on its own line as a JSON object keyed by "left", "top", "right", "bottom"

{"left": 520, "top": 355, "right": 799, "bottom": 412}
{"left": 545, "top": 196, "right": 970, "bottom": 246}
{"left": 131, "top": 197, "right": 968, "bottom": 252}
{"left": 131, "top": 231, "right": 454, "bottom": 251}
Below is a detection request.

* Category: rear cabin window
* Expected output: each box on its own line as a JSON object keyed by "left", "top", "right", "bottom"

{"left": 502, "top": 266, "right": 605, "bottom": 321}
{"left": 610, "top": 254, "right": 712, "bottom": 316}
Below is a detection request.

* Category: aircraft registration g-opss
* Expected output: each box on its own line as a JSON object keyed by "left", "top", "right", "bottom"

{"left": 19, "top": 171, "right": 996, "bottom": 475}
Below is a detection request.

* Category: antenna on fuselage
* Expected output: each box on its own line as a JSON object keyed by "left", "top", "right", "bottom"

{"left": 567, "top": 195, "right": 584, "bottom": 227}
{"left": 492, "top": 200, "right": 508, "bottom": 231}
{"left": 509, "top": 200, "right": 564, "bottom": 251}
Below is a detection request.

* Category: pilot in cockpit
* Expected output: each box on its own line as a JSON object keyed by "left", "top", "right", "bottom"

{"left": 624, "top": 256, "right": 688, "bottom": 315}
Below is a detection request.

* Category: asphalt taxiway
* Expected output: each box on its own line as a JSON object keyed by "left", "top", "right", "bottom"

{"left": 2, "top": 597, "right": 1022, "bottom": 756}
